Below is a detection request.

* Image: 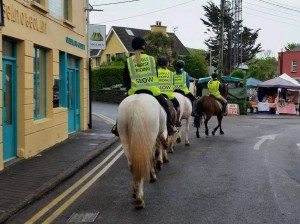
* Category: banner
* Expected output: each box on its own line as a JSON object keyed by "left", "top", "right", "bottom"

{"left": 88, "top": 24, "right": 106, "bottom": 50}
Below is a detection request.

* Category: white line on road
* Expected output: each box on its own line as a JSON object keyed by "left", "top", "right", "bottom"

{"left": 254, "top": 134, "right": 277, "bottom": 150}
{"left": 92, "top": 112, "right": 115, "bottom": 124}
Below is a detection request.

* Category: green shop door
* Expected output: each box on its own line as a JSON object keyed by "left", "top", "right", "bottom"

{"left": 2, "top": 59, "right": 17, "bottom": 160}
{"left": 67, "top": 68, "right": 80, "bottom": 133}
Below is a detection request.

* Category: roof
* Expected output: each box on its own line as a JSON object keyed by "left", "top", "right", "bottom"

{"left": 111, "top": 26, "right": 190, "bottom": 56}
{"left": 258, "top": 76, "right": 300, "bottom": 89}
{"left": 246, "top": 77, "right": 261, "bottom": 88}
{"left": 198, "top": 76, "right": 241, "bottom": 83}
{"left": 291, "top": 45, "right": 300, "bottom": 52}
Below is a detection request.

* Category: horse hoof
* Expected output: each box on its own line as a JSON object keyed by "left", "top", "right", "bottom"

{"left": 135, "top": 198, "right": 145, "bottom": 209}
{"left": 196, "top": 133, "right": 200, "bottom": 138}
{"left": 163, "top": 158, "right": 169, "bottom": 163}
{"left": 150, "top": 176, "right": 157, "bottom": 183}
{"left": 185, "top": 141, "right": 190, "bottom": 146}
{"left": 176, "top": 138, "right": 181, "bottom": 143}
{"left": 212, "top": 131, "right": 215, "bottom": 136}
{"left": 156, "top": 162, "right": 162, "bottom": 171}
{"left": 220, "top": 131, "right": 224, "bottom": 135}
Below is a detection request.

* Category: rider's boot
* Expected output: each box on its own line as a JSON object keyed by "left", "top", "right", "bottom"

{"left": 111, "top": 123, "right": 119, "bottom": 136}
{"left": 175, "top": 107, "right": 181, "bottom": 127}
{"left": 191, "top": 99, "right": 198, "bottom": 117}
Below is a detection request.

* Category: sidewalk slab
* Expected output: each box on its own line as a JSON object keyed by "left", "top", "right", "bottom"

{"left": 0, "top": 116, "right": 119, "bottom": 223}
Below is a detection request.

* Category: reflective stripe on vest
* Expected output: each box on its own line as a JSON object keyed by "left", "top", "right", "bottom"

{"left": 158, "top": 68, "right": 175, "bottom": 99}
{"left": 208, "top": 80, "right": 221, "bottom": 98}
{"left": 127, "top": 54, "right": 161, "bottom": 96}
{"left": 174, "top": 71, "right": 189, "bottom": 94}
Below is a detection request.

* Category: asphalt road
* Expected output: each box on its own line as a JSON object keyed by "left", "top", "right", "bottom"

{"left": 7, "top": 102, "right": 300, "bottom": 224}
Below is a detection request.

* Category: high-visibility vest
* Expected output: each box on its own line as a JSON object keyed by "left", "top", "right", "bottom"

{"left": 127, "top": 54, "right": 161, "bottom": 96}
{"left": 174, "top": 71, "right": 189, "bottom": 94}
{"left": 208, "top": 80, "right": 221, "bottom": 98}
{"left": 157, "top": 68, "right": 175, "bottom": 99}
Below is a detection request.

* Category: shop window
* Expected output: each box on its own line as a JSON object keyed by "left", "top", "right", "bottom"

{"left": 291, "top": 60, "right": 297, "bottom": 72}
{"left": 33, "top": 47, "right": 47, "bottom": 120}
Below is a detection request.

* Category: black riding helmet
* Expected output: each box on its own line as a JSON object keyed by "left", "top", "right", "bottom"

{"left": 211, "top": 73, "right": 218, "bottom": 79}
{"left": 132, "top": 37, "right": 146, "bottom": 51}
{"left": 176, "top": 60, "right": 185, "bottom": 69}
{"left": 158, "top": 56, "right": 168, "bottom": 67}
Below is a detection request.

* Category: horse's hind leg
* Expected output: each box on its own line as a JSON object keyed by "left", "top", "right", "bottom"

{"left": 133, "top": 178, "right": 145, "bottom": 209}
{"left": 219, "top": 115, "right": 224, "bottom": 135}
{"left": 212, "top": 115, "right": 223, "bottom": 135}
{"left": 184, "top": 118, "right": 190, "bottom": 146}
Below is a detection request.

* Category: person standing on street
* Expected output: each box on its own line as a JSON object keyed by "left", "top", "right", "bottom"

{"left": 111, "top": 37, "right": 177, "bottom": 136}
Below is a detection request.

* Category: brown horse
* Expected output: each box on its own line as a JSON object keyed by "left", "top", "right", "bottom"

{"left": 194, "top": 96, "right": 224, "bottom": 138}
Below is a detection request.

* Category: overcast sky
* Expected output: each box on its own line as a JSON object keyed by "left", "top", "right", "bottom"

{"left": 89, "top": 0, "right": 300, "bottom": 58}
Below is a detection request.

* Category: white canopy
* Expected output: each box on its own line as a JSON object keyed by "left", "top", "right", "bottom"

{"left": 279, "top": 73, "right": 300, "bottom": 86}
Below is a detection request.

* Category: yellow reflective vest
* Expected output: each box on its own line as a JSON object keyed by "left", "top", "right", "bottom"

{"left": 174, "top": 71, "right": 189, "bottom": 94}
{"left": 207, "top": 80, "right": 222, "bottom": 98}
{"left": 157, "top": 68, "right": 175, "bottom": 99}
{"left": 127, "top": 54, "right": 161, "bottom": 96}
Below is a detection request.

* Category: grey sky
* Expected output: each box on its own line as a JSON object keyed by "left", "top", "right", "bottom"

{"left": 89, "top": 0, "right": 300, "bottom": 57}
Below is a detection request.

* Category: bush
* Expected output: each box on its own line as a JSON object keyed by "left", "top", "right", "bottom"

{"left": 91, "top": 66, "right": 124, "bottom": 91}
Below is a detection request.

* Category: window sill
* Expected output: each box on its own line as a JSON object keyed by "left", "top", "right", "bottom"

{"left": 30, "top": 1, "right": 49, "bottom": 13}
{"left": 63, "top": 19, "right": 75, "bottom": 28}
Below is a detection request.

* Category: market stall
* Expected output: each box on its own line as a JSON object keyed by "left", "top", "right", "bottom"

{"left": 257, "top": 74, "right": 300, "bottom": 115}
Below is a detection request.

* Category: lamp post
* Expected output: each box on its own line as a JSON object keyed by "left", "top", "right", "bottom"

{"left": 238, "top": 63, "right": 249, "bottom": 115}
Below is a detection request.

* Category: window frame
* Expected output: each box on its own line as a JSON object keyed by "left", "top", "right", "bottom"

{"left": 31, "top": 0, "right": 49, "bottom": 13}
{"left": 106, "top": 54, "right": 111, "bottom": 63}
{"left": 33, "top": 46, "right": 47, "bottom": 120}
{"left": 291, "top": 60, "right": 297, "bottom": 73}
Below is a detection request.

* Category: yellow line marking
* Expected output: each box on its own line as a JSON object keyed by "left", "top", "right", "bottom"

{"left": 26, "top": 145, "right": 123, "bottom": 224}
{"left": 42, "top": 151, "right": 124, "bottom": 223}
{"left": 92, "top": 112, "right": 116, "bottom": 124}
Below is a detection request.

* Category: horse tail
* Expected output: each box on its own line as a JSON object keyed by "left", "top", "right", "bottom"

{"left": 127, "top": 102, "right": 152, "bottom": 181}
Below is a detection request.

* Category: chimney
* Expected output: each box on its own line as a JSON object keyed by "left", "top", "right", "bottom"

{"left": 150, "top": 21, "right": 167, "bottom": 34}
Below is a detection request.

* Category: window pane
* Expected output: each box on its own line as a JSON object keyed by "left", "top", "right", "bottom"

{"left": 34, "top": 47, "right": 47, "bottom": 119}
{"left": 3, "top": 40, "right": 14, "bottom": 57}
{"left": 49, "top": 0, "right": 63, "bottom": 19}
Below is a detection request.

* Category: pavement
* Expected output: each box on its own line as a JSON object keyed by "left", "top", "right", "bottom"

{"left": 0, "top": 114, "right": 119, "bottom": 224}
{"left": 0, "top": 110, "right": 299, "bottom": 223}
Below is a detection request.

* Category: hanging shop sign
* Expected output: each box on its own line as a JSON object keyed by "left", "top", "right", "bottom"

{"left": 88, "top": 24, "right": 106, "bottom": 50}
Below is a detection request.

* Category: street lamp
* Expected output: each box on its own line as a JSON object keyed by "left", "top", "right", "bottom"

{"left": 238, "top": 63, "right": 249, "bottom": 115}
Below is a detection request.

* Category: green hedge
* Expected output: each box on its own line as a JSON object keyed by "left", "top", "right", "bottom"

{"left": 91, "top": 67, "right": 124, "bottom": 91}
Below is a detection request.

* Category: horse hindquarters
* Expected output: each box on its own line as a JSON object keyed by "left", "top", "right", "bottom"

{"left": 118, "top": 99, "right": 157, "bottom": 209}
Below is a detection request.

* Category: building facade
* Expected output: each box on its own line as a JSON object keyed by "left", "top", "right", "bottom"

{"left": 96, "top": 22, "right": 190, "bottom": 67}
{"left": 278, "top": 47, "right": 300, "bottom": 80}
{"left": 0, "top": 0, "right": 89, "bottom": 170}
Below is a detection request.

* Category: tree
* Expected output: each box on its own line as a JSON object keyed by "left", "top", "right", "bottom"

{"left": 144, "top": 32, "right": 177, "bottom": 63}
{"left": 247, "top": 54, "right": 278, "bottom": 81}
{"left": 284, "top": 42, "right": 300, "bottom": 51}
{"left": 184, "top": 48, "right": 209, "bottom": 78}
{"left": 201, "top": 1, "right": 262, "bottom": 75}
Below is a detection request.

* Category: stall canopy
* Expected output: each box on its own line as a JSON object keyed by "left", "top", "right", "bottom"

{"left": 198, "top": 76, "right": 241, "bottom": 83}
{"left": 246, "top": 77, "right": 261, "bottom": 88}
{"left": 257, "top": 75, "right": 300, "bottom": 89}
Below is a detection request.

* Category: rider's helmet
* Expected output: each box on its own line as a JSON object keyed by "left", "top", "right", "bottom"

{"left": 158, "top": 56, "right": 168, "bottom": 67}
{"left": 176, "top": 60, "right": 185, "bottom": 69}
{"left": 131, "top": 37, "right": 146, "bottom": 51}
{"left": 211, "top": 72, "right": 218, "bottom": 79}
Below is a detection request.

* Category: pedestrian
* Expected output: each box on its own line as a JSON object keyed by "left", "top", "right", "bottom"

{"left": 157, "top": 56, "right": 181, "bottom": 127}
{"left": 111, "top": 37, "right": 177, "bottom": 136}
{"left": 173, "top": 60, "right": 197, "bottom": 116}
{"left": 207, "top": 71, "right": 228, "bottom": 115}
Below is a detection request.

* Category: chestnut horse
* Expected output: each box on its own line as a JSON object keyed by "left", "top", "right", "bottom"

{"left": 117, "top": 93, "right": 168, "bottom": 209}
{"left": 194, "top": 96, "right": 224, "bottom": 138}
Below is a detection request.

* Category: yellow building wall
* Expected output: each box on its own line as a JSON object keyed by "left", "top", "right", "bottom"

{"left": 0, "top": 0, "right": 89, "bottom": 169}
{"left": 100, "top": 32, "right": 128, "bottom": 64}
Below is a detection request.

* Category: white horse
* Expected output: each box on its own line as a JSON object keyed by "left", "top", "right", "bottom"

{"left": 117, "top": 93, "right": 167, "bottom": 209}
{"left": 167, "top": 92, "right": 192, "bottom": 152}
